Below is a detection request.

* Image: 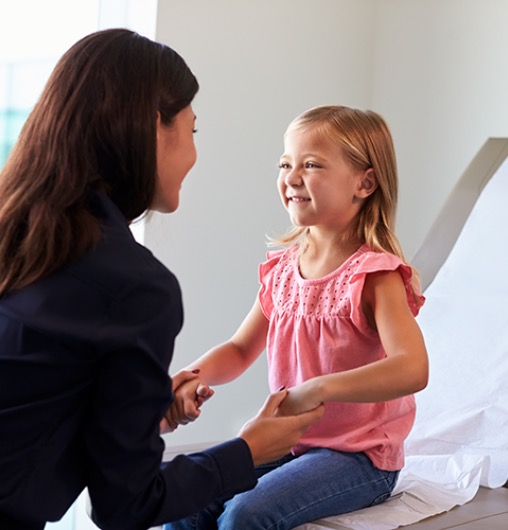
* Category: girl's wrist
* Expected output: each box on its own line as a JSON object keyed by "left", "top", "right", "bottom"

{"left": 304, "top": 377, "right": 327, "bottom": 406}
{"left": 310, "top": 376, "right": 330, "bottom": 403}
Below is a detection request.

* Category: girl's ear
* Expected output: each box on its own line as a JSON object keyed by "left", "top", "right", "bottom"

{"left": 356, "top": 168, "right": 378, "bottom": 198}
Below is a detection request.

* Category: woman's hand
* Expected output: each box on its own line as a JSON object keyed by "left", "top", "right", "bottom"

{"left": 277, "top": 380, "right": 324, "bottom": 417}
{"left": 238, "top": 387, "right": 324, "bottom": 466}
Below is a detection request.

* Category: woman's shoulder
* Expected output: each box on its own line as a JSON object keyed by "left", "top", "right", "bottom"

{"left": 71, "top": 221, "right": 178, "bottom": 302}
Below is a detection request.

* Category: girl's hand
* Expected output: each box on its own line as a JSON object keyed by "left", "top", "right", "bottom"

{"left": 160, "top": 371, "right": 214, "bottom": 433}
{"left": 168, "top": 378, "right": 214, "bottom": 427}
{"left": 277, "top": 380, "right": 323, "bottom": 417}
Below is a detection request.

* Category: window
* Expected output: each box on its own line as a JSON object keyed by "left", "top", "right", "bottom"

{"left": 0, "top": 0, "right": 103, "bottom": 168}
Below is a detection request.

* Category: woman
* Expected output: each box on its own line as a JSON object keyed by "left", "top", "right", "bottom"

{"left": 0, "top": 28, "right": 323, "bottom": 530}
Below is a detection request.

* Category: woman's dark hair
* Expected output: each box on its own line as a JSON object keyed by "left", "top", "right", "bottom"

{"left": 0, "top": 28, "right": 199, "bottom": 295}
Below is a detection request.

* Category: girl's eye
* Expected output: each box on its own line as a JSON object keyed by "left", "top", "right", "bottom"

{"left": 279, "top": 162, "right": 290, "bottom": 169}
{"left": 193, "top": 128, "right": 198, "bottom": 134}
{"left": 305, "top": 162, "right": 320, "bottom": 168}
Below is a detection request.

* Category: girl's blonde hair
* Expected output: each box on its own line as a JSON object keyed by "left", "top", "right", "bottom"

{"left": 272, "top": 105, "right": 420, "bottom": 285}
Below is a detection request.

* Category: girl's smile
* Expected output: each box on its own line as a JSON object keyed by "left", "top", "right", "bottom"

{"left": 286, "top": 195, "right": 311, "bottom": 202}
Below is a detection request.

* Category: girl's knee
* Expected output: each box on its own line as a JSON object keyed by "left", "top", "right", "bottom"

{"left": 218, "top": 495, "right": 271, "bottom": 529}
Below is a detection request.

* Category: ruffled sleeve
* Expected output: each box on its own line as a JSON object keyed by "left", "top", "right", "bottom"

{"left": 258, "top": 249, "right": 285, "bottom": 319}
{"left": 349, "top": 251, "right": 425, "bottom": 333}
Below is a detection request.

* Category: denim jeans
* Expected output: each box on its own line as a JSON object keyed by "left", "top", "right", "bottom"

{"left": 164, "top": 448, "right": 399, "bottom": 530}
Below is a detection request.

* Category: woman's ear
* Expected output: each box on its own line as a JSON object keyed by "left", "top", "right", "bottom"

{"left": 154, "top": 112, "right": 160, "bottom": 146}
{"left": 356, "top": 168, "right": 378, "bottom": 198}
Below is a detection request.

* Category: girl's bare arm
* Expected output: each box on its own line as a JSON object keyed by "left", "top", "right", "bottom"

{"left": 278, "top": 270, "right": 428, "bottom": 415}
{"left": 166, "top": 298, "right": 269, "bottom": 427}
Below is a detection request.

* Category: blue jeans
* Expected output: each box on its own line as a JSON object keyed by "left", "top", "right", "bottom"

{"left": 164, "top": 448, "right": 399, "bottom": 530}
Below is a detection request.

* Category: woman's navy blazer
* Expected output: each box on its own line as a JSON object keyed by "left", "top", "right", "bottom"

{"left": 0, "top": 194, "right": 255, "bottom": 529}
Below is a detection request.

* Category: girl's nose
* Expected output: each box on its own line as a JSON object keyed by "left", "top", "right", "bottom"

{"left": 285, "top": 168, "right": 303, "bottom": 187}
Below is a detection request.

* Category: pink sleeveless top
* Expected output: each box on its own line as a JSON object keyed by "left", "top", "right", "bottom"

{"left": 258, "top": 244, "right": 425, "bottom": 471}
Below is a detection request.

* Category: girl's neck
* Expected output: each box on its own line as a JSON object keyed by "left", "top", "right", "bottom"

{"left": 298, "top": 231, "right": 363, "bottom": 280}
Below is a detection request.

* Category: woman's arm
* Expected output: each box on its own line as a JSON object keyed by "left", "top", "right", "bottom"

{"left": 278, "top": 270, "right": 429, "bottom": 415}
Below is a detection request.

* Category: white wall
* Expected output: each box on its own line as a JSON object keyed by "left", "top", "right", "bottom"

{"left": 147, "top": 0, "right": 508, "bottom": 447}
{"left": 371, "top": 0, "right": 508, "bottom": 257}
{"left": 150, "top": 0, "right": 375, "bottom": 446}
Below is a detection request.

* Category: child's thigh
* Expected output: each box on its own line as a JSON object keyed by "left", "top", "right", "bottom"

{"left": 218, "top": 448, "right": 398, "bottom": 530}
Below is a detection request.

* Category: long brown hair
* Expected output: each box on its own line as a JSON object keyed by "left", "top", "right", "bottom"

{"left": 0, "top": 28, "right": 198, "bottom": 296}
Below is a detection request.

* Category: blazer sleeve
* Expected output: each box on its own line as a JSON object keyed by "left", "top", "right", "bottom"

{"left": 84, "top": 273, "right": 256, "bottom": 529}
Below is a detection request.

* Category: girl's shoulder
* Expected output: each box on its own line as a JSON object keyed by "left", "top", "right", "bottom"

{"left": 354, "top": 246, "right": 407, "bottom": 273}
{"left": 258, "top": 245, "right": 301, "bottom": 299}
{"left": 352, "top": 246, "right": 425, "bottom": 315}
{"left": 260, "top": 245, "right": 299, "bottom": 272}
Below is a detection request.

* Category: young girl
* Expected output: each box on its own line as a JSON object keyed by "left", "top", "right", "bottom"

{"left": 164, "top": 105, "right": 429, "bottom": 530}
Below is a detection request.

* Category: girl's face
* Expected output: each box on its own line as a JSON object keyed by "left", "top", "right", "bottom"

{"left": 152, "top": 105, "right": 197, "bottom": 213}
{"left": 278, "top": 128, "right": 375, "bottom": 233}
